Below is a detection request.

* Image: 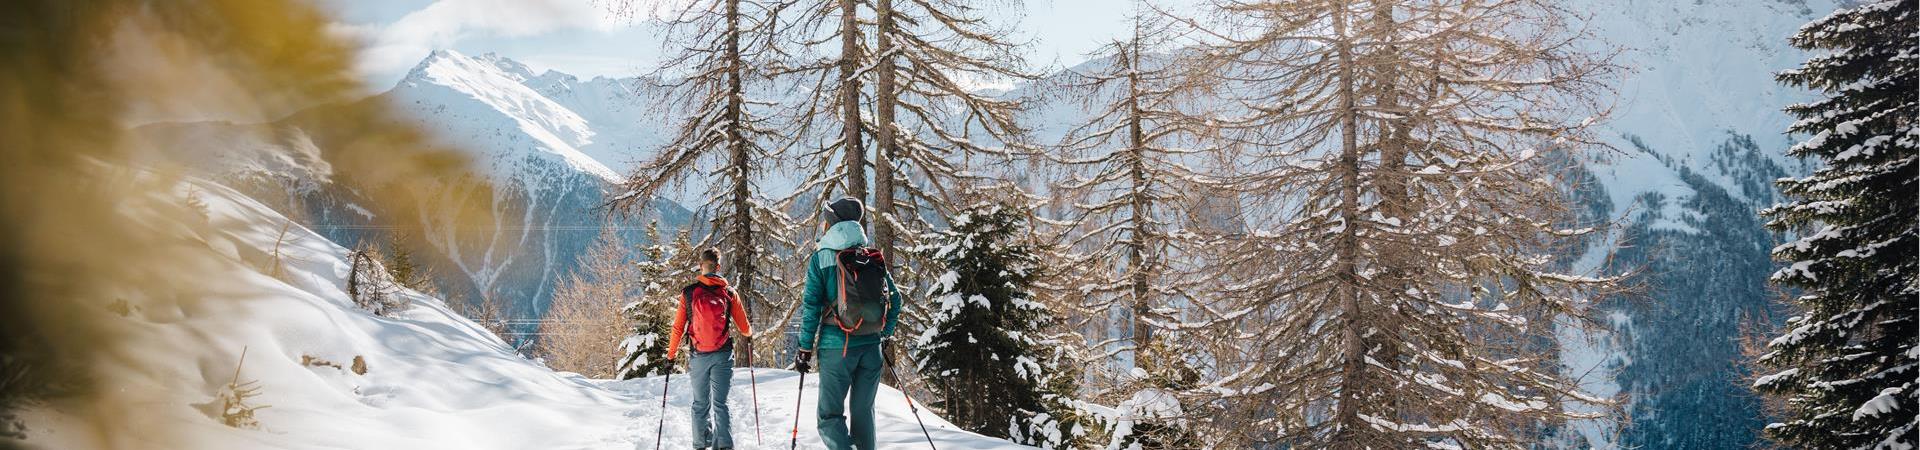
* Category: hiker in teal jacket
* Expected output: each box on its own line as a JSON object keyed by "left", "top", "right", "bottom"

{"left": 794, "top": 197, "right": 903, "bottom": 450}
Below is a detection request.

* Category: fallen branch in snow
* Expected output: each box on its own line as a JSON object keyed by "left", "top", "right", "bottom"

{"left": 215, "top": 347, "right": 269, "bottom": 430}
{"left": 300, "top": 355, "right": 368, "bottom": 376}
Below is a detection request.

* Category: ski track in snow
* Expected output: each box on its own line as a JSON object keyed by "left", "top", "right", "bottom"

{"left": 602, "top": 370, "right": 1035, "bottom": 450}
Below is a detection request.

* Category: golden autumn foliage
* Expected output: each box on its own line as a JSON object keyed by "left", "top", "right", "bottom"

{"left": 0, "top": 1, "right": 499, "bottom": 447}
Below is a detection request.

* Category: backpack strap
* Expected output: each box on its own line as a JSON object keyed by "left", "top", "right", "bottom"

{"left": 837, "top": 250, "right": 850, "bottom": 357}
{"left": 835, "top": 248, "right": 868, "bottom": 334}
{"left": 805, "top": 250, "right": 835, "bottom": 356}
{"left": 680, "top": 284, "right": 699, "bottom": 339}
{"left": 717, "top": 284, "right": 734, "bottom": 345}
{"left": 871, "top": 250, "right": 896, "bottom": 339}
{"left": 674, "top": 284, "right": 697, "bottom": 356}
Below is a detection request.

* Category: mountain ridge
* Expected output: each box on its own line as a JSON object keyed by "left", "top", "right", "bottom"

{"left": 390, "top": 49, "right": 624, "bottom": 184}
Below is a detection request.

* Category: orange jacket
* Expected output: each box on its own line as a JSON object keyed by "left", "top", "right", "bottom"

{"left": 667, "top": 274, "right": 752, "bottom": 360}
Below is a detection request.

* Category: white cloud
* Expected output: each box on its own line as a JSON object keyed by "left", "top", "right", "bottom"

{"left": 344, "top": 0, "right": 654, "bottom": 78}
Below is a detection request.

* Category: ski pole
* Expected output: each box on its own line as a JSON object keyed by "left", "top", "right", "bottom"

{"left": 749, "top": 365, "right": 763, "bottom": 447}
{"left": 886, "top": 356, "right": 938, "bottom": 450}
{"left": 789, "top": 369, "right": 806, "bottom": 450}
{"left": 654, "top": 370, "right": 672, "bottom": 450}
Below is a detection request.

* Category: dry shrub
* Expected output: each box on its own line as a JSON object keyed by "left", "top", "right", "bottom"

{"left": 213, "top": 348, "right": 268, "bottom": 430}
{"left": 534, "top": 227, "right": 639, "bottom": 378}
{"left": 347, "top": 245, "right": 408, "bottom": 317}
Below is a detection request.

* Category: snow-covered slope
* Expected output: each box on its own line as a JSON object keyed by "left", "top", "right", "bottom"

{"left": 1577, "top": 0, "right": 1829, "bottom": 223}
{"left": 132, "top": 50, "right": 695, "bottom": 332}
{"left": 9, "top": 176, "right": 1025, "bottom": 450}
{"left": 1550, "top": 1, "right": 1834, "bottom": 448}
{"left": 129, "top": 121, "right": 336, "bottom": 194}
{"left": 372, "top": 49, "right": 668, "bottom": 319}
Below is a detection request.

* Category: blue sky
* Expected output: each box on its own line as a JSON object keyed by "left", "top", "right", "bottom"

{"left": 315, "top": 0, "right": 1202, "bottom": 89}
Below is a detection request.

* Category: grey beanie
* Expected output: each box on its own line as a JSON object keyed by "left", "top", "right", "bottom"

{"left": 824, "top": 197, "right": 864, "bottom": 223}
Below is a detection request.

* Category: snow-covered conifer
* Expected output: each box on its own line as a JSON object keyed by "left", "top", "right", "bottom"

{"left": 1754, "top": 1, "right": 1917, "bottom": 447}
{"left": 911, "top": 203, "right": 1087, "bottom": 449}
{"left": 617, "top": 222, "right": 685, "bottom": 379}
{"left": 1089, "top": 339, "right": 1202, "bottom": 450}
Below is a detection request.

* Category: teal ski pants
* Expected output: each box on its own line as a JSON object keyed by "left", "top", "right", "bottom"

{"left": 816, "top": 343, "right": 883, "bottom": 450}
{"left": 689, "top": 347, "right": 734, "bottom": 449}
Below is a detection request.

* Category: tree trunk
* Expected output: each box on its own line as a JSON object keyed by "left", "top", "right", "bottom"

{"left": 873, "top": 0, "right": 899, "bottom": 262}
{"left": 872, "top": 0, "right": 901, "bottom": 385}
{"left": 722, "top": 0, "right": 757, "bottom": 363}
{"left": 1121, "top": 44, "right": 1156, "bottom": 366}
{"left": 838, "top": 0, "right": 867, "bottom": 200}
{"left": 1329, "top": 0, "right": 1369, "bottom": 444}
{"left": 1367, "top": 3, "right": 1410, "bottom": 416}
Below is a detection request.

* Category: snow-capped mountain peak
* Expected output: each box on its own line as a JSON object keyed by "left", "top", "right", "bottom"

{"left": 390, "top": 49, "right": 623, "bottom": 184}
{"left": 405, "top": 50, "right": 542, "bottom": 83}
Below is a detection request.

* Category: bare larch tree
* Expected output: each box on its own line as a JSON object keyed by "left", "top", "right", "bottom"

{"left": 1179, "top": 0, "right": 1621, "bottom": 446}
{"left": 606, "top": 0, "right": 799, "bottom": 360}
{"left": 537, "top": 224, "right": 639, "bottom": 378}
{"left": 783, "top": 0, "right": 1035, "bottom": 261}
{"left": 1050, "top": 5, "right": 1216, "bottom": 380}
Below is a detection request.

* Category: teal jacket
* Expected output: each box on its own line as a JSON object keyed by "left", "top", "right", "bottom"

{"left": 797, "top": 221, "right": 903, "bottom": 350}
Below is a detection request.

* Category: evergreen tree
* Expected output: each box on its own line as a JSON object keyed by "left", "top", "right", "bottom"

{"left": 617, "top": 221, "right": 683, "bottom": 379}
{"left": 1754, "top": 0, "right": 1917, "bottom": 447}
{"left": 911, "top": 203, "right": 1086, "bottom": 449}
{"left": 382, "top": 237, "right": 418, "bottom": 288}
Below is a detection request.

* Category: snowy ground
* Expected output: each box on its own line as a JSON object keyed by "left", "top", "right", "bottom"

{"left": 9, "top": 177, "right": 1025, "bottom": 450}
{"left": 605, "top": 371, "right": 1034, "bottom": 450}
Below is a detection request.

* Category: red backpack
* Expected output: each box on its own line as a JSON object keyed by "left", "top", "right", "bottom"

{"left": 680, "top": 283, "right": 736, "bottom": 353}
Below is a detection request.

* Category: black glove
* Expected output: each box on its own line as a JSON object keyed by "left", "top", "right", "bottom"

{"left": 882, "top": 341, "right": 896, "bottom": 368}
{"left": 795, "top": 349, "right": 814, "bottom": 373}
{"left": 738, "top": 336, "right": 754, "bottom": 367}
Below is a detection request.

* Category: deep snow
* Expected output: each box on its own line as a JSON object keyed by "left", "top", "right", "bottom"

{"left": 10, "top": 177, "right": 1026, "bottom": 450}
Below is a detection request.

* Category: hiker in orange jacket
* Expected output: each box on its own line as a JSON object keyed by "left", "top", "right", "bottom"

{"left": 667, "top": 248, "right": 752, "bottom": 450}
